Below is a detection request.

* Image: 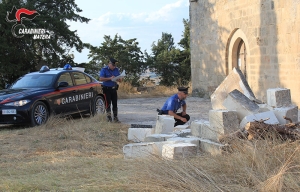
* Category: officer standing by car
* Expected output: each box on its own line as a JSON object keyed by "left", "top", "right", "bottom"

{"left": 99, "top": 58, "right": 122, "bottom": 123}
{"left": 158, "top": 87, "right": 190, "bottom": 126}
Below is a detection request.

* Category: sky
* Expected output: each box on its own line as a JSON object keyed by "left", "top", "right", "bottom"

{"left": 68, "top": 0, "right": 190, "bottom": 63}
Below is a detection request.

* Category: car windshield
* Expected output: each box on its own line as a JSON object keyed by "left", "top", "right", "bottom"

{"left": 10, "top": 74, "right": 56, "bottom": 89}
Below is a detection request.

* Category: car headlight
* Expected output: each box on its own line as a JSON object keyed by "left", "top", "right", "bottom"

{"left": 4, "top": 100, "right": 31, "bottom": 106}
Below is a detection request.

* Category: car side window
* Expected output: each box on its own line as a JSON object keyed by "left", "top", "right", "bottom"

{"left": 57, "top": 73, "right": 73, "bottom": 86}
{"left": 73, "top": 72, "right": 87, "bottom": 85}
{"left": 84, "top": 74, "right": 92, "bottom": 83}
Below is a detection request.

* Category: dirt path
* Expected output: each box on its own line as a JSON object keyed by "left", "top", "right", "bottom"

{"left": 118, "top": 97, "right": 212, "bottom": 126}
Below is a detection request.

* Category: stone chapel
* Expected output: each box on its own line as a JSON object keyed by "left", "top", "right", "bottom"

{"left": 189, "top": 0, "right": 300, "bottom": 106}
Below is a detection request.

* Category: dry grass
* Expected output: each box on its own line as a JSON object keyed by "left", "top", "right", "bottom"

{"left": 117, "top": 82, "right": 188, "bottom": 99}
{"left": 1, "top": 116, "right": 300, "bottom": 191}
{"left": 0, "top": 115, "right": 133, "bottom": 191}
{"left": 130, "top": 139, "right": 300, "bottom": 192}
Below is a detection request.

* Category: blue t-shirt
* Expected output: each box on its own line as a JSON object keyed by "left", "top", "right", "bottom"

{"left": 161, "top": 94, "right": 186, "bottom": 114}
{"left": 99, "top": 66, "right": 120, "bottom": 87}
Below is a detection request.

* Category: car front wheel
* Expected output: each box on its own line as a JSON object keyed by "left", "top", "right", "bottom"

{"left": 92, "top": 96, "right": 106, "bottom": 115}
{"left": 30, "top": 101, "right": 49, "bottom": 126}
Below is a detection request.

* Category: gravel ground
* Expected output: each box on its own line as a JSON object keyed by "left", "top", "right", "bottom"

{"left": 0, "top": 96, "right": 212, "bottom": 129}
{"left": 118, "top": 96, "right": 212, "bottom": 126}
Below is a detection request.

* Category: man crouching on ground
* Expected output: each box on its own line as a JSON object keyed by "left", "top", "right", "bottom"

{"left": 159, "top": 87, "right": 190, "bottom": 126}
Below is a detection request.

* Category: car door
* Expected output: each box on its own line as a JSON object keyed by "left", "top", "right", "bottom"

{"left": 50, "top": 72, "right": 78, "bottom": 115}
{"left": 71, "top": 71, "right": 95, "bottom": 113}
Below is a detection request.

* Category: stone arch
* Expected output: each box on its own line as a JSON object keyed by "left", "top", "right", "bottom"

{"left": 225, "top": 28, "right": 251, "bottom": 77}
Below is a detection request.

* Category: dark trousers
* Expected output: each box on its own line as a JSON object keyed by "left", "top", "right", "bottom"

{"left": 103, "top": 87, "right": 118, "bottom": 117}
{"left": 174, "top": 112, "right": 190, "bottom": 127}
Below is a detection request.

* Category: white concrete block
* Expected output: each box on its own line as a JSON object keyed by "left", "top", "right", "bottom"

{"left": 155, "top": 115, "right": 175, "bottom": 134}
{"left": 199, "top": 138, "right": 226, "bottom": 156}
{"left": 210, "top": 67, "right": 256, "bottom": 110}
{"left": 209, "top": 110, "right": 239, "bottom": 140}
{"left": 223, "top": 89, "right": 259, "bottom": 121}
{"left": 162, "top": 143, "right": 197, "bottom": 159}
{"left": 144, "top": 134, "right": 177, "bottom": 142}
{"left": 239, "top": 111, "right": 279, "bottom": 129}
{"left": 123, "top": 143, "right": 156, "bottom": 158}
{"left": 173, "top": 129, "right": 192, "bottom": 137}
{"left": 166, "top": 137, "right": 200, "bottom": 148}
{"left": 191, "top": 120, "right": 220, "bottom": 142}
{"left": 272, "top": 105, "right": 298, "bottom": 124}
{"left": 152, "top": 141, "right": 177, "bottom": 157}
{"left": 267, "top": 88, "right": 291, "bottom": 108}
{"left": 128, "top": 128, "right": 154, "bottom": 142}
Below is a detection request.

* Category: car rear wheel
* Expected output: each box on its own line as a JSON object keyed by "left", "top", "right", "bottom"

{"left": 30, "top": 101, "right": 49, "bottom": 126}
{"left": 92, "top": 96, "right": 105, "bottom": 115}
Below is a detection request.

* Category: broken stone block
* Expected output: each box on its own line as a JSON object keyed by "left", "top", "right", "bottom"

{"left": 173, "top": 129, "right": 192, "bottom": 137}
{"left": 128, "top": 128, "right": 154, "bottom": 142}
{"left": 152, "top": 141, "right": 177, "bottom": 157}
{"left": 258, "top": 104, "right": 272, "bottom": 113}
{"left": 199, "top": 138, "right": 226, "bottom": 156}
{"left": 191, "top": 120, "right": 220, "bottom": 141}
{"left": 166, "top": 137, "right": 200, "bottom": 149}
{"left": 272, "top": 105, "right": 298, "bottom": 124}
{"left": 239, "top": 111, "right": 279, "bottom": 129}
{"left": 191, "top": 120, "right": 210, "bottom": 137}
{"left": 210, "top": 67, "right": 256, "bottom": 110}
{"left": 144, "top": 134, "right": 177, "bottom": 142}
{"left": 223, "top": 89, "right": 259, "bottom": 121}
{"left": 162, "top": 143, "right": 197, "bottom": 159}
{"left": 267, "top": 88, "right": 291, "bottom": 108}
{"left": 154, "top": 115, "right": 175, "bottom": 134}
{"left": 123, "top": 143, "right": 156, "bottom": 158}
{"left": 209, "top": 110, "right": 239, "bottom": 140}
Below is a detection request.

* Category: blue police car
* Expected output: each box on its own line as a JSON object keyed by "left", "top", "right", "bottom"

{"left": 0, "top": 64, "right": 106, "bottom": 126}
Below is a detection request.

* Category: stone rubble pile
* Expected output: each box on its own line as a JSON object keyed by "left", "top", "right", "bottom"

{"left": 123, "top": 68, "right": 299, "bottom": 160}
{"left": 123, "top": 117, "right": 225, "bottom": 160}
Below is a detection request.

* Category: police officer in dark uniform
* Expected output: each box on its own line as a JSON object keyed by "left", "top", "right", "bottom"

{"left": 159, "top": 87, "right": 190, "bottom": 126}
{"left": 99, "top": 58, "right": 122, "bottom": 123}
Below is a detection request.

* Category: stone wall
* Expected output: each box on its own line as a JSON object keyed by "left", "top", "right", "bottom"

{"left": 190, "top": 0, "right": 300, "bottom": 106}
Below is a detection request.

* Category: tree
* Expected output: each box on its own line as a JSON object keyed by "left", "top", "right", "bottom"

{"left": 0, "top": 0, "right": 89, "bottom": 88}
{"left": 177, "top": 19, "right": 191, "bottom": 86}
{"left": 87, "top": 34, "right": 146, "bottom": 86}
{"left": 148, "top": 19, "right": 191, "bottom": 86}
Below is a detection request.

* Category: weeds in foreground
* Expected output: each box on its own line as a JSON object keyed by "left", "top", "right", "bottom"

{"left": 0, "top": 116, "right": 300, "bottom": 191}
{"left": 130, "top": 138, "right": 300, "bottom": 192}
